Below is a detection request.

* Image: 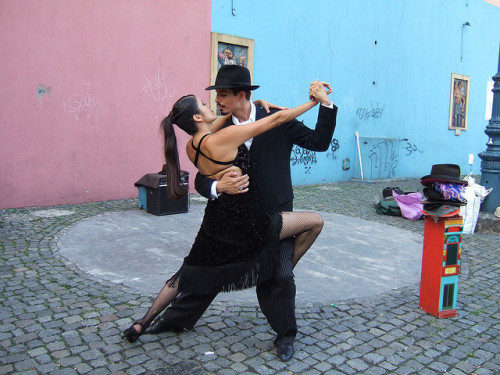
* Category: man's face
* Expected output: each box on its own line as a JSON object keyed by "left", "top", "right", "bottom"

{"left": 215, "top": 89, "right": 239, "bottom": 115}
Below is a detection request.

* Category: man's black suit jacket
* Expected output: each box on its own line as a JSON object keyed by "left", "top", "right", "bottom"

{"left": 195, "top": 104, "right": 338, "bottom": 214}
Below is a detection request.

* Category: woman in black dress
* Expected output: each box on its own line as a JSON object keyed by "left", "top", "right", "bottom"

{"left": 123, "top": 82, "right": 330, "bottom": 342}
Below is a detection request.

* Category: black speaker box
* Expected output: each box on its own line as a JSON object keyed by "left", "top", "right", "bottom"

{"left": 142, "top": 172, "right": 189, "bottom": 216}
{"left": 146, "top": 186, "right": 189, "bottom": 215}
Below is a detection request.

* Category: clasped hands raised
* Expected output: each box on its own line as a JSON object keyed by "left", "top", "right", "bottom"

{"left": 309, "top": 80, "right": 332, "bottom": 106}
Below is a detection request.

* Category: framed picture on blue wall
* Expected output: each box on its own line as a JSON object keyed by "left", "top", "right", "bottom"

{"left": 209, "top": 33, "right": 255, "bottom": 114}
{"left": 448, "top": 73, "right": 470, "bottom": 135}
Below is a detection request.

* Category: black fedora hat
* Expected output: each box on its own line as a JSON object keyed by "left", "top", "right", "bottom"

{"left": 420, "top": 164, "right": 467, "bottom": 186}
{"left": 205, "top": 65, "right": 260, "bottom": 91}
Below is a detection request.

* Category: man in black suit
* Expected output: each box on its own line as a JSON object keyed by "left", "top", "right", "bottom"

{"left": 146, "top": 65, "right": 338, "bottom": 361}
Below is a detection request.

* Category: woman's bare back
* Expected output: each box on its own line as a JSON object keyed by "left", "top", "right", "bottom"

{"left": 186, "top": 134, "right": 242, "bottom": 180}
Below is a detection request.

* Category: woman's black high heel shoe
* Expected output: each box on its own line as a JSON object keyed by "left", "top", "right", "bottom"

{"left": 122, "top": 322, "right": 143, "bottom": 343}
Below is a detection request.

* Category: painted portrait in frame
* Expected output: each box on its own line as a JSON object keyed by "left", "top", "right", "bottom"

{"left": 448, "top": 73, "right": 470, "bottom": 134}
{"left": 210, "top": 33, "right": 255, "bottom": 113}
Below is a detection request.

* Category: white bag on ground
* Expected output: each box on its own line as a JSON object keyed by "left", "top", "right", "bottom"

{"left": 460, "top": 174, "right": 492, "bottom": 234}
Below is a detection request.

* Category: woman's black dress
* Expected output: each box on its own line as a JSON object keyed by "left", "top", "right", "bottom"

{"left": 167, "top": 142, "right": 282, "bottom": 295}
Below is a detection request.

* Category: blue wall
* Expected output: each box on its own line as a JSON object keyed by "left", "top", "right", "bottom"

{"left": 212, "top": 0, "right": 500, "bottom": 184}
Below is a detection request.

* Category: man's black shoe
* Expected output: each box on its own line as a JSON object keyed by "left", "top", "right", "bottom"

{"left": 276, "top": 343, "right": 294, "bottom": 362}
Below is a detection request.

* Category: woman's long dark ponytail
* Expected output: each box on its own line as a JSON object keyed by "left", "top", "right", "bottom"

{"left": 160, "top": 95, "right": 198, "bottom": 199}
{"left": 160, "top": 115, "right": 185, "bottom": 199}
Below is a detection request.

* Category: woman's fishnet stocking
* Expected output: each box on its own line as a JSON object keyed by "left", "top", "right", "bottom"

{"left": 279, "top": 211, "right": 324, "bottom": 266}
{"left": 132, "top": 283, "right": 179, "bottom": 334}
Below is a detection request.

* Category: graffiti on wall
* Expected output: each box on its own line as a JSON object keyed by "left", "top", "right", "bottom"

{"left": 62, "top": 84, "right": 103, "bottom": 121}
{"left": 356, "top": 102, "right": 385, "bottom": 122}
{"left": 291, "top": 148, "right": 317, "bottom": 174}
{"left": 291, "top": 139, "right": 339, "bottom": 174}
{"left": 402, "top": 139, "right": 424, "bottom": 157}
{"left": 360, "top": 137, "right": 423, "bottom": 179}
{"left": 365, "top": 139, "right": 400, "bottom": 179}
{"left": 327, "top": 139, "right": 340, "bottom": 159}
{"left": 36, "top": 84, "right": 52, "bottom": 101}
{"left": 143, "top": 63, "right": 176, "bottom": 114}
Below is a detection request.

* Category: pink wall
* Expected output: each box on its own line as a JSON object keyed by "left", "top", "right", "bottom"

{"left": 0, "top": 1, "right": 211, "bottom": 209}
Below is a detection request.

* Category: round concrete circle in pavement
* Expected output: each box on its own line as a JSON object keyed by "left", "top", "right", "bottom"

{"left": 58, "top": 205, "right": 423, "bottom": 305}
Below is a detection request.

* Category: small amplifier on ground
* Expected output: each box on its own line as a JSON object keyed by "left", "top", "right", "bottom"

{"left": 135, "top": 171, "right": 189, "bottom": 216}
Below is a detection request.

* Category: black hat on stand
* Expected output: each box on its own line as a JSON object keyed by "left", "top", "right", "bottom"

{"left": 420, "top": 164, "right": 467, "bottom": 217}
{"left": 420, "top": 164, "right": 467, "bottom": 186}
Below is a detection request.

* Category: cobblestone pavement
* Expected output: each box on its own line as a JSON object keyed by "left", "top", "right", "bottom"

{"left": 1, "top": 179, "right": 498, "bottom": 375}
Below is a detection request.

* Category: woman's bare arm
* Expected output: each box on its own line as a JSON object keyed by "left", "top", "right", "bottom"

{"left": 210, "top": 114, "right": 231, "bottom": 133}
{"left": 205, "top": 81, "right": 332, "bottom": 159}
{"left": 210, "top": 100, "right": 285, "bottom": 134}
{"left": 254, "top": 99, "right": 288, "bottom": 113}
{"left": 209, "top": 99, "right": 318, "bottom": 152}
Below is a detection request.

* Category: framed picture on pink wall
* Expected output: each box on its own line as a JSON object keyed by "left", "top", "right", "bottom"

{"left": 210, "top": 33, "right": 255, "bottom": 113}
{"left": 448, "top": 73, "right": 470, "bottom": 135}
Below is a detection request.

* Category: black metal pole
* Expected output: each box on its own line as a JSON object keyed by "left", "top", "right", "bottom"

{"left": 478, "top": 45, "right": 500, "bottom": 213}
